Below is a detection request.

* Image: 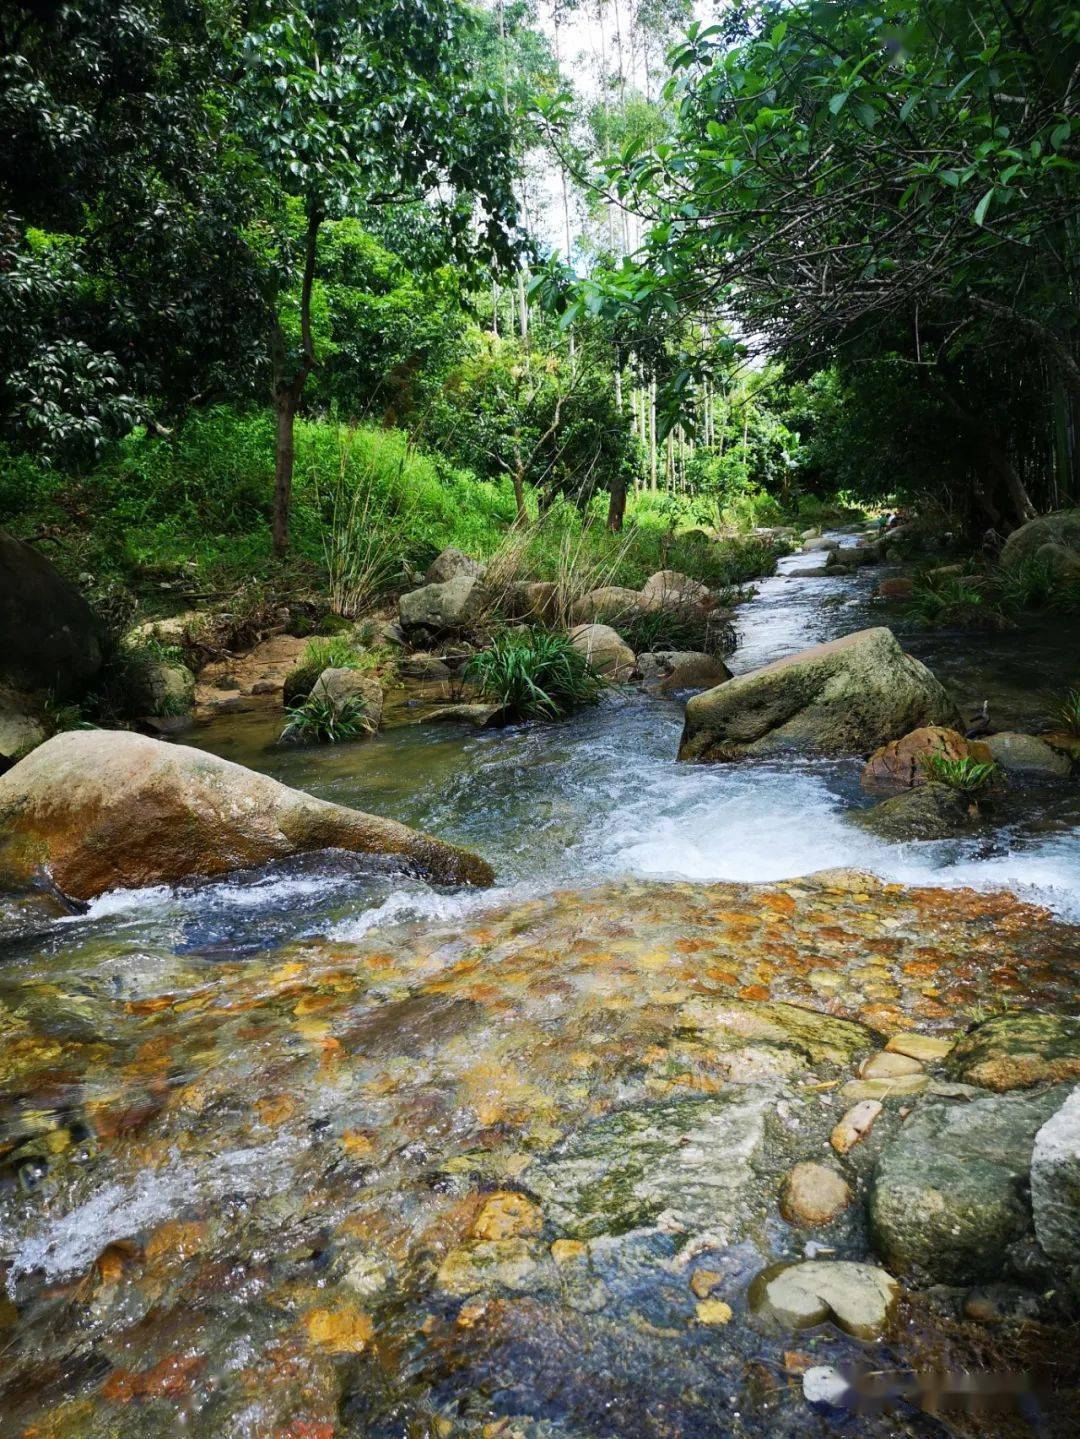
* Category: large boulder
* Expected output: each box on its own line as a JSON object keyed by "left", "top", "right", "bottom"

{"left": 500, "top": 580, "right": 558, "bottom": 625}
{"left": 637, "top": 650, "right": 732, "bottom": 695}
{"left": 424, "top": 547, "right": 486, "bottom": 585}
{"left": 1000, "top": 509, "right": 1080, "bottom": 567}
{"left": 398, "top": 575, "right": 485, "bottom": 636}
{"left": 126, "top": 659, "right": 196, "bottom": 718}
{"left": 679, "top": 628, "right": 960, "bottom": 762}
{"left": 1031, "top": 1086, "right": 1080, "bottom": 1264}
{"left": 862, "top": 726, "right": 979, "bottom": 794}
{"left": 869, "top": 1087, "right": 1069, "bottom": 1284}
{"left": 0, "top": 730, "right": 493, "bottom": 900}
{"left": 0, "top": 530, "right": 105, "bottom": 699}
{"left": 568, "top": 623, "right": 636, "bottom": 682}
{"left": 569, "top": 586, "right": 648, "bottom": 628}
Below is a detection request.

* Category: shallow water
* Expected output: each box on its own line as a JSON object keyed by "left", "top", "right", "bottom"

{"left": 2, "top": 535, "right": 1080, "bottom": 1436}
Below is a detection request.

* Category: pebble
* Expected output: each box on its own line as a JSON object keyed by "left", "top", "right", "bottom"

{"left": 695, "top": 1299, "right": 733, "bottom": 1325}
{"left": 690, "top": 1268, "right": 723, "bottom": 1299}
{"left": 885, "top": 1032, "right": 954, "bottom": 1062}
{"left": 840, "top": 1074, "right": 927, "bottom": 1100}
{"left": 830, "top": 1100, "right": 883, "bottom": 1153}
{"left": 859, "top": 1051, "right": 923, "bottom": 1079}
{"left": 779, "top": 1162, "right": 852, "bottom": 1227}
{"left": 803, "top": 1365, "right": 850, "bottom": 1407}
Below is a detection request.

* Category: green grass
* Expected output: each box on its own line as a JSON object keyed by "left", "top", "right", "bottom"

{"left": 465, "top": 627, "right": 603, "bottom": 721}
{"left": 920, "top": 754, "right": 1000, "bottom": 795}
{"left": 906, "top": 575, "right": 1007, "bottom": 630}
{"left": 1056, "top": 687, "right": 1080, "bottom": 738}
{"left": 281, "top": 692, "right": 372, "bottom": 745}
{"left": 617, "top": 604, "right": 736, "bottom": 657}
{"left": 282, "top": 635, "right": 393, "bottom": 705}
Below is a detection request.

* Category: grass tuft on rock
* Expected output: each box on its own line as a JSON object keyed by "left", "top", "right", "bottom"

{"left": 465, "top": 626, "right": 602, "bottom": 721}
{"left": 919, "top": 754, "right": 1000, "bottom": 795}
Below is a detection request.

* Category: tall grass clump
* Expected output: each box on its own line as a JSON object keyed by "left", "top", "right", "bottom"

{"left": 907, "top": 575, "right": 1007, "bottom": 630}
{"left": 466, "top": 626, "right": 602, "bottom": 721}
{"left": 1056, "top": 687, "right": 1080, "bottom": 737}
{"left": 281, "top": 693, "right": 372, "bottom": 745}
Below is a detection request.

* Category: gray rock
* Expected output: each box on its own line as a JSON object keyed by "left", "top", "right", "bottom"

{"left": 680, "top": 628, "right": 960, "bottom": 762}
{"left": 128, "top": 659, "right": 196, "bottom": 718}
{"left": 570, "top": 586, "right": 649, "bottom": 627}
{"left": 529, "top": 1091, "right": 774, "bottom": 1243}
{"left": 398, "top": 653, "right": 452, "bottom": 681}
{"left": 983, "top": 731, "right": 1072, "bottom": 777}
{"left": 1031, "top": 1086, "right": 1080, "bottom": 1263}
{"left": 309, "top": 669, "right": 383, "bottom": 731}
{"left": 0, "top": 530, "right": 105, "bottom": 699}
{"left": 854, "top": 782, "right": 979, "bottom": 841}
{"left": 0, "top": 686, "right": 46, "bottom": 760}
{"left": 803, "top": 1365, "right": 850, "bottom": 1407}
{"left": 568, "top": 623, "right": 635, "bottom": 682}
{"left": 1000, "top": 509, "right": 1080, "bottom": 567}
{"left": 424, "top": 703, "right": 507, "bottom": 729}
{"left": 424, "top": 546, "right": 486, "bottom": 585}
{"left": 869, "top": 1087, "right": 1069, "bottom": 1284}
{"left": 803, "top": 537, "right": 840, "bottom": 553}
{"left": 640, "top": 569, "right": 712, "bottom": 611}
{"left": 398, "top": 575, "right": 485, "bottom": 635}
{"left": 749, "top": 1259, "right": 898, "bottom": 1339}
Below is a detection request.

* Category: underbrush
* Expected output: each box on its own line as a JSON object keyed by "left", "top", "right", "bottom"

{"left": 465, "top": 627, "right": 602, "bottom": 721}
{"left": 618, "top": 605, "right": 737, "bottom": 657}
{"left": 907, "top": 556, "right": 1080, "bottom": 630}
{"left": 282, "top": 635, "right": 395, "bottom": 705}
{"left": 0, "top": 408, "right": 781, "bottom": 618}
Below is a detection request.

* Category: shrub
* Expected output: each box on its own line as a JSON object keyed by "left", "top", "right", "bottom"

{"left": 281, "top": 692, "right": 371, "bottom": 745}
{"left": 465, "top": 626, "right": 602, "bottom": 721}
{"left": 618, "top": 605, "right": 736, "bottom": 657}
{"left": 906, "top": 575, "right": 1007, "bottom": 630}
{"left": 920, "top": 754, "right": 1000, "bottom": 795}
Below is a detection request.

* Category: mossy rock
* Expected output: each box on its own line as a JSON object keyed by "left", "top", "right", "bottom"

{"left": 946, "top": 1012, "right": 1080, "bottom": 1092}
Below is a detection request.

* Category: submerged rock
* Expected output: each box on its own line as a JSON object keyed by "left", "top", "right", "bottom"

{"left": 424, "top": 702, "right": 508, "bottom": 728}
{"left": 945, "top": 1012, "right": 1080, "bottom": 1092}
{"left": 983, "top": 731, "right": 1072, "bottom": 777}
{"left": 529, "top": 1091, "right": 774, "bottom": 1242}
{"left": 779, "top": 1162, "right": 852, "bottom": 1227}
{"left": 869, "top": 1086, "right": 1069, "bottom": 1284}
{"left": 0, "top": 729, "right": 494, "bottom": 899}
{"left": 749, "top": 1259, "right": 898, "bottom": 1339}
{"left": 568, "top": 623, "right": 636, "bottom": 682}
{"left": 679, "top": 628, "right": 960, "bottom": 762}
{"left": 854, "top": 782, "right": 979, "bottom": 841}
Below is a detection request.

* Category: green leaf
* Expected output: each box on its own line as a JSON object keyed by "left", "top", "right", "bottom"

{"left": 828, "top": 91, "right": 850, "bottom": 115}
{"left": 972, "top": 188, "right": 994, "bottom": 226}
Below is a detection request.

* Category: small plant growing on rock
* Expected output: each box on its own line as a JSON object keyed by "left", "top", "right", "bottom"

{"left": 1056, "top": 687, "right": 1080, "bottom": 738}
{"left": 919, "top": 754, "right": 1000, "bottom": 795}
{"left": 906, "top": 575, "right": 1006, "bottom": 630}
{"left": 281, "top": 692, "right": 371, "bottom": 745}
{"left": 466, "top": 627, "right": 602, "bottom": 721}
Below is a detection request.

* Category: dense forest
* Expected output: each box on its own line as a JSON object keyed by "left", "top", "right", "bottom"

{"left": 4, "top": 0, "right": 1075, "bottom": 615}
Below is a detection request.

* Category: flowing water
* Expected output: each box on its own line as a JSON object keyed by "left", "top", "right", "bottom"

{"left": 2, "top": 535, "right": 1079, "bottom": 1436}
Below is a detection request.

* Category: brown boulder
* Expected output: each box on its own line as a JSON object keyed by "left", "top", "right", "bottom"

{"left": 570, "top": 586, "right": 648, "bottom": 628}
{"left": 861, "top": 726, "right": 977, "bottom": 795}
{"left": 875, "top": 577, "right": 914, "bottom": 600}
{"left": 0, "top": 730, "right": 493, "bottom": 900}
{"left": 568, "top": 624, "right": 636, "bottom": 681}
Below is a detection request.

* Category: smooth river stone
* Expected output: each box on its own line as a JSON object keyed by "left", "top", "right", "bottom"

{"left": 885, "top": 1032, "right": 954, "bottom": 1062}
{"left": 749, "top": 1260, "right": 899, "bottom": 1339}
{"left": 859, "top": 1051, "right": 924, "bottom": 1080}
{"left": 779, "top": 1162, "right": 852, "bottom": 1227}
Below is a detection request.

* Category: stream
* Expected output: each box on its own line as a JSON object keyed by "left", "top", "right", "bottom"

{"left": 1, "top": 534, "right": 1078, "bottom": 1436}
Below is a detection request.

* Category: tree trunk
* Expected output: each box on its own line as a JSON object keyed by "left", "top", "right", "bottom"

{"left": 512, "top": 466, "right": 527, "bottom": 525}
{"left": 607, "top": 471, "right": 626, "bottom": 532}
{"left": 272, "top": 393, "right": 297, "bottom": 558}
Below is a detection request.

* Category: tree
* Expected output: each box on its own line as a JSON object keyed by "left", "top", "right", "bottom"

{"left": 592, "top": 0, "right": 1080, "bottom": 522}
{"left": 0, "top": 0, "right": 264, "bottom": 464}
{"left": 233, "top": 0, "right": 523, "bottom": 554}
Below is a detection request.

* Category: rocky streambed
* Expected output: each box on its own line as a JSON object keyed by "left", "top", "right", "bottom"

{"left": 1, "top": 871, "right": 1078, "bottom": 1436}
{"left": 2, "top": 530, "right": 1080, "bottom": 1435}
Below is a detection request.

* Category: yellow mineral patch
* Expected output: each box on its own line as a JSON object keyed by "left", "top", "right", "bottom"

{"left": 304, "top": 1307, "right": 374, "bottom": 1354}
